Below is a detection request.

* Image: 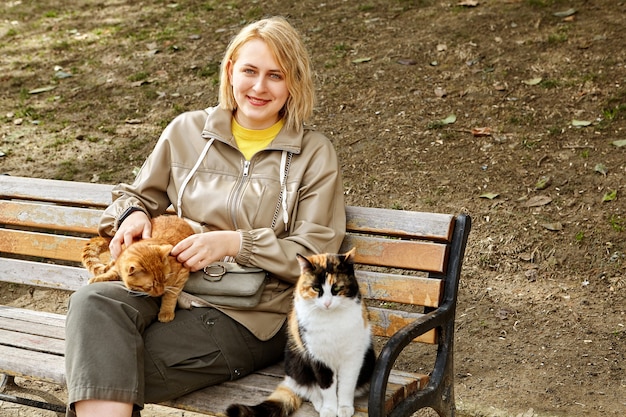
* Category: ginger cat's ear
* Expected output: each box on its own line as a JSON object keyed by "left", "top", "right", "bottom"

{"left": 157, "top": 244, "right": 174, "bottom": 260}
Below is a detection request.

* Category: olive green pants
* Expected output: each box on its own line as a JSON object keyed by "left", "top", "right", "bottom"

{"left": 64, "top": 282, "right": 286, "bottom": 416}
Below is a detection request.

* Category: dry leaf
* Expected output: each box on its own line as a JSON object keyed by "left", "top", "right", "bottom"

{"left": 542, "top": 222, "right": 563, "bottom": 231}
{"left": 521, "top": 195, "right": 552, "bottom": 207}
{"left": 471, "top": 127, "right": 492, "bottom": 137}
{"left": 434, "top": 87, "right": 447, "bottom": 98}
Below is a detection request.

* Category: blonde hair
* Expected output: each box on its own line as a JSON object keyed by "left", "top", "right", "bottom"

{"left": 219, "top": 17, "right": 315, "bottom": 132}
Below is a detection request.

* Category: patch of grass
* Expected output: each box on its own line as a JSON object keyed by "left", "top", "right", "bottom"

{"left": 574, "top": 230, "right": 584, "bottom": 243}
{"left": 128, "top": 71, "right": 149, "bottom": 82}
{"left": 547, "top": 32, "right": 568, "bottom": 44}
{"left": 54, "top": 160, "right": 79, "bottom": 181}
{"left": 526, "top": 0, "right": 555, "bottom": 7}
{"left": 245, "top": 6, "right": 263, "bottom": 20}
{"left": 547, "top": 125, "right": 562, "bottom": 136}
{"left": 609, "top": 215, "right": 623, "bottom": 232}
{"left": 540, "top": 78, "right": 559, "bottom": 89}
{"left": 521, "top": 137, "right": 540, "bottom": 150}
{"left": 52, "top": 40, "right": 71, "bottom": 51}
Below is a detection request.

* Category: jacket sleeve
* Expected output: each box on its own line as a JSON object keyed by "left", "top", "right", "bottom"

{"left": 235, "top": 133, "right": 346, "bottom": 284}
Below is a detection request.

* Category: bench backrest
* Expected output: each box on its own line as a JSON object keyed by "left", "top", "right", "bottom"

{"left": 0, "top": 175, "right": 470, "bottom": 346}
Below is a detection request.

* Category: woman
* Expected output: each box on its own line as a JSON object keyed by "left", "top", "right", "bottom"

{"left": 65, "top": 16, "right": 346, "bottom": 417}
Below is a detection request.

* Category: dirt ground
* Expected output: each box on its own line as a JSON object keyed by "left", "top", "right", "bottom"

{"left": 1, "top": 0, "right": 625, "bottom": 416}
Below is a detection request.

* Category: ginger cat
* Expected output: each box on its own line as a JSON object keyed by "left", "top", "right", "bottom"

{"left": 226, "top": 248, "right": 376, "bottom": 417}
{"left": 82, "top": 215, "right": 195, "bottom": 322}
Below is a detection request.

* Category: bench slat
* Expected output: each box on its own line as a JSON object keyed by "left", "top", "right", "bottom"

{"left": 0, "top": 201, "right": 101, "bottom": 234}
{"left": 0, "top": 310, "right": 65, "bottom": 340}
{"left": 0, "top": 229, "right": 88, "bottom": 262}
{"left": 345, "top": 206, "right": 454, "bottom": 241}
{"left": 0, "top": 328, "right": 65, "bottom": 355}
{"left": 357, "top": 270, "right": 442, "bottom": 308}
{"left": 341, "top": 235, "right": 448, "bottom": 272}
{"left": 0, "top": 176, "right": 112, "bottom": 208}
{"left": 0, "top": 344, "right": 65, "bottom": 384}
{"left": 369, "top": 307, "right": 436, "bottom": 344}
{"left": 0, "top": 306, "right": 66, "bottom": 327}
{"left": 0, "top": 258, "right": 88, "bottom": 291}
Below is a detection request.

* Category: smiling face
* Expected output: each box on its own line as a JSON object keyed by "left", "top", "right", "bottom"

{"left": 227, "top": 39, "right": 290, "bottom": 130}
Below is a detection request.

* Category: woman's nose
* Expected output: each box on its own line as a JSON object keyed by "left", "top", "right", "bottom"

{"left": 253, "top": 76, "right": 267, "bottom": 92}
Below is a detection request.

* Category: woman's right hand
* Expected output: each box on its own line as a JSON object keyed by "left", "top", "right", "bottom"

{"left": 109, "top": 211, "right": 152, "bottom": 259}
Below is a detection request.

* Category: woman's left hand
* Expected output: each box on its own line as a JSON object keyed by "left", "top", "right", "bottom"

{"left": 171, "top": 231, "right": 242, "bottom": 271}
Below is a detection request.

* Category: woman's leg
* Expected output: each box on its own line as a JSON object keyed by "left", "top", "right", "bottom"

{"left": 65, "top": 281, "right": 160, "bottom": 416}
{"left": 142, "top": 307, "right": 287, "bottom": 403}
{"left": 65, "top": 281, "right": 287, "bottom": 414}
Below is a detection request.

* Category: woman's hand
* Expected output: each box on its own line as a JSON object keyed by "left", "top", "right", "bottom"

{"left": 109, "top": 211, "right": 152, "bottom": 259}
{"left": 172, "top": 231, "right": 242, "bottom": 272}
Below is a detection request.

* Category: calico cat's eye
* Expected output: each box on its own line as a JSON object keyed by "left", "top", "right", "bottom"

{"left": 332, "top": 284, "right": 344, "bottom": 294}
{"left": 311, "top": 284, "right": 322, "bottom": 293}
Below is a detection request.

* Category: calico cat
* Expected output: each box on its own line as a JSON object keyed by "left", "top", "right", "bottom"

{"left": 226, "top": 248, "right": 376, "bottom": 417}
{"left": 82, "top": 215, "right": 195, "bottom": 322}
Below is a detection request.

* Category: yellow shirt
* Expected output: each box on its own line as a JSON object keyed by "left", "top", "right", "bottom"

{"left": 232, "top": 118, "right": 285, "bottom": 161}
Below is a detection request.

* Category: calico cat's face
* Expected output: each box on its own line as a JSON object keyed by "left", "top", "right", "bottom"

{"left": 295, "top": 248, "right": 359, "bottom": 310}
{"left": 118, "top": 243, "right": 173, "bottom": 297}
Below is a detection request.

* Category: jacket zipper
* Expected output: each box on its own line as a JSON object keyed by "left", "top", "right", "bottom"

{"left": 230, "top": 159, "right": 251, "bottom": 229}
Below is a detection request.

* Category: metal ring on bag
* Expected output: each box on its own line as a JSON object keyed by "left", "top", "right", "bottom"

{"left": 202, "top": 264, "right": 227, "bottom": 281}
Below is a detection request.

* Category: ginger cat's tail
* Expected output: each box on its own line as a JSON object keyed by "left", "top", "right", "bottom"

{"left": 82, "top": 236, "right": 114, "bottom": 276}
{"left": 226, "top": 384, "right": 302, "bottom": 417}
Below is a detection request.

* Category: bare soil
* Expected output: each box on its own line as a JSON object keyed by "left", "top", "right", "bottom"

{"left": 1, "top": 1, "right": 625, "bottom": 416}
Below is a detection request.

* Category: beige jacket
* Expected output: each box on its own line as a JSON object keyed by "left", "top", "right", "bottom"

{"left": 99, "top": 107, "right": 346, "bottom": 340}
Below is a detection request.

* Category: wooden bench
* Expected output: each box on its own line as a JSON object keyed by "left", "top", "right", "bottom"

{"left": 0, "top": 175, "right": 471, "bottom": 417}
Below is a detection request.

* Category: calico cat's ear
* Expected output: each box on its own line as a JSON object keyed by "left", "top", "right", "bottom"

{"left": 343, "top": 247, "right": 356, "bottom": 263}
{"left": 296, "top": 253, "right": 313, "bottom": 273}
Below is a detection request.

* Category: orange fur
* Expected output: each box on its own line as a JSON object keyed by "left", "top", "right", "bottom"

{"left": 82, "top": 215, "right": 195, "bottom": 322}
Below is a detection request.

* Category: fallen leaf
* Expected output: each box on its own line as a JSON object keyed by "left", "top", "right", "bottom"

{"left": 602, "top": 190, "right": 617, "bottom": 202}
{"left": 521, "top": 195, "right": 552, "bottom": 207}
{"left": 29, "top": 86, "right": 57, "bottom": 94}
{"left": 352, "top": 57, "right": 371, "bottom": 64}
{"left": 594, "top": 163, "right": 608, "bottom": 176}
{"left": 535, "top": 176, "right": 551, "bottom": 190}
{"left": 471, "top": 127, "right": 492, "bottom": 137}
{"left": 458, "top": 0, "right": 479, "bottom": 6}
{"left": 553, "top": 8, "right": 576, "bottom": 18}
{"left": 434, "top": 87, "right": 447, "bottom": 98}
{"left": 612, "top": 139, "right": 626, "bottom": 147}
{"left": 397, "top": 58, "right": 416, "bottom": 65}
{"left": 480, "top": 192, "right": 499, "bottom": 200}
{"left": 542, "top": 222, "right": 563, "bottom": 231}
{"left": 522, "top": 77, "right": 542, "bottom": 86}
{"left": 125, "top": 118, "right": 143, "bottom": 124}
{"left": 493, "top": 82, "right": 506, "bottom": 91}
{"left": 572, "top": 119, "right": 592, "bottom": 127}
{"left": 440, "top": 114, "right": 457, "bottom": 124}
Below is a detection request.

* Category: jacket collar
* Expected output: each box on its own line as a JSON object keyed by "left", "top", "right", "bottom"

{"left": 201, "top": 106, "right": 303, "bottom": 155}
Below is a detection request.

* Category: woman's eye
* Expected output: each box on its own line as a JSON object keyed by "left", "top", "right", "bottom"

{"left": 269, "top": 73, "right": 283, "bottom": 80}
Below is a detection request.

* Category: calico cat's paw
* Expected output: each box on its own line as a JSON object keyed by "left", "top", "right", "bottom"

{"left": 319, "top": 408, "right": 337, "bottom": 417}
{"left": 337, "top": 405, "right": 354, "bottom": 417}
